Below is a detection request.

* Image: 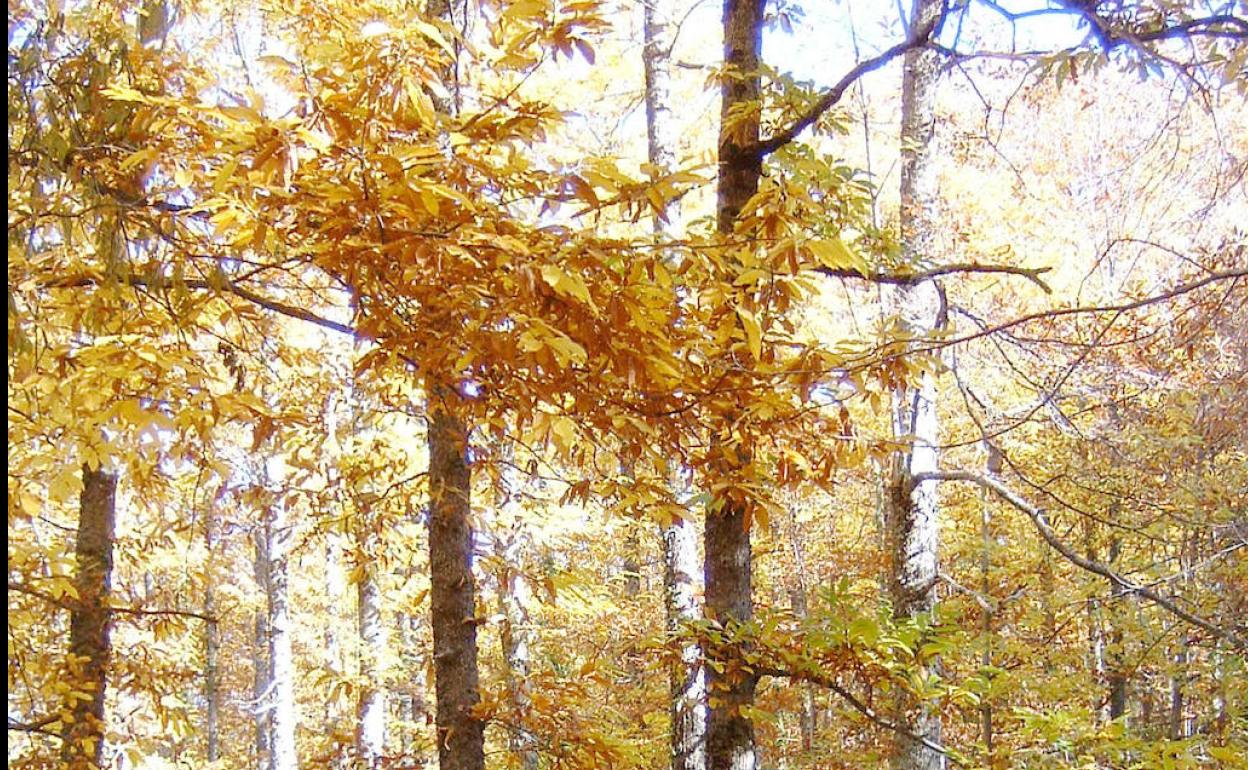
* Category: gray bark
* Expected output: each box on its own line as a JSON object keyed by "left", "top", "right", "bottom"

{"left": 254, "top": 521, "right": 273, "bottom": 770}
{"left": 663, "top": 513, "right": 707, "bottom": 770}
{"left": 267, "top": 499, "right": 299, "bottom": 770}
{"left": 887, "top": 1, "right": 946, "bottom": 768}
{"left": 61, "top": 464, "right": 118, "bottom": 770}
{"left": 357, "top": 553, "right": 387, "bottom": 768}
{"left": 494, "top": 521, "right": 538, "bottom": 770}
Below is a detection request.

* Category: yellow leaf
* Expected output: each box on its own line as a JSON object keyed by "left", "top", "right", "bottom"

{"left": 737, "top": 306, "right": 762, "bottom": 361}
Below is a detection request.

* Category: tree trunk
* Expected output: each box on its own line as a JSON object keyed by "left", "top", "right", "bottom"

{"left": 60, "top": 464, "right": 118, "bottom": 770}
{"left": 781, "top": 509, "right": 816, "bottom": 753}
{"left": 887, "top": 1, "right": 945, "bottom": 768}
{"left": 266, "top": 499, "right": 300, "bottom": 770}
{"left": 643, "top": 3, "right": 707, "bottom": 767}
{"left": 254, "top": 521, "right": 273, "bottom": 770}
{"left": 204, "top": 495, "right": 222, "bottom": 763}
{"left": 705, "top": 1, "right": 764, "bottom": 769}
{"left": 357, "top": 556, "right": 388, "bottom": 767}
{"left": 426, "top": 387, "right": 485, "bottom": 770}
{"left": 324, "top": 535, "right": 348, "bottom": 765}
{"left": 495, "top": 522, "right": 538, "bottom": 770}
{"left": 1107, "top": 537, "right": 1127, "bottom": 726}
{"left": 663, "top": 516, "right": 707, "bottom": 770}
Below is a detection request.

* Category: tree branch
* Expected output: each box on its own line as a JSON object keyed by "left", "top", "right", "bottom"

{"left": 7, "top": 714, "right": 61, "bottom": 739}
{"left": 756, "top": 665, "right": 963, "bottom": 765}
{"left": 911, "top": 470, "right": 1247, "bottom": 651}
{"left": 40, "top": 273, "right": 356, "bottom": 337}
{"left": 817, "top": 262, "right": 1052, "bottom": 292}
{"left": 751, "top": 1, "right": 951, "bottom": 159}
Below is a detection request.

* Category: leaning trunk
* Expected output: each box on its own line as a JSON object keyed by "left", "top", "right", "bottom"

{"left": 887, "top": 1, "right": 945, "bottom": 768}
{"left": 60, "top": 464, "right": 118, "bottom": 770}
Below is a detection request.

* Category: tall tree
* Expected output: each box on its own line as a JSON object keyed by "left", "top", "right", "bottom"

{"left": 886, "top": 0, "right": 946, "bottom": 767}
{"left": 705, "top": 1, "right": 765, "bottom": 768}
{"left": 423, "top": 1, "right": 485, "bottom": 767}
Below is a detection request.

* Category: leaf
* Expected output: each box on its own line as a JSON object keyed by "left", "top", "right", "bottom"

{"left": 736, "top": 305, "right": 762, "bottom": 361}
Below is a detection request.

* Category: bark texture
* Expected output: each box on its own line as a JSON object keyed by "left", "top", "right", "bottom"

{"left": 494, "top": 522, "right": 538, "bottom": 770}
{"left": 705, "top": 2, "right": 765, "bottom": 769}
{"left": 663, "top": 515, "right": 707, "bottom": 770}
{"left": 427, "top": 389, "right": 485, "bottom": 770}
{"left": 357, "top": 555, "right": 388, "bottom": 768}
{"left": 254, "top": 522, "right": 273, "bottom": 770}
{"left": 60, "top": 464, "right": 118, "bottom": 770}
{"left": 887, "top": 1, "right": 946, "bottom": 768}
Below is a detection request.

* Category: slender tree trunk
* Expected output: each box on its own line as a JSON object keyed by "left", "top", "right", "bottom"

{"left": 266, "top": 500, "right": 299, "bottom": 770}
{"left": 705, "top": 1, "right": 765, "bottom": 768}
{"left": 254, "top": 521, "right": 273, "bottom": 770}
{"left": 357, "top": 551, "right": 388, "bottom": 768}
{"left": 887, "top": 1, "right": 946, "bottom": 768}
{"left": 643, "top": 2, "right": 707, "bottom": 767}
{"left": 664, "top": 515, "right": 707, "bottom": 770}
{"left": 978, "top": 483, "right": 993, "bottom": 762}
{"left": 426, "top": 386, "right": 485, "bottom": 770}
{"left": 60, "top": 464, "right": 118, "bottom": 770}
{"left": 324, "top": 535, "right": 348, "bottom": 765}
{"left": 205, "top": 495, "right": 222, "bottom": 763}
{"left": 495, "top": 523, "right": 538, "bottom": 770}
{"left": 781, "top": 509, "right": 816, "bottom": 753}
{"left": 1107, "top": 537, "right": 1127, "bottom": 725}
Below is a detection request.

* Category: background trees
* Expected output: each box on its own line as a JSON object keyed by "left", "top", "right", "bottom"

{"left": 8, "top": 1, "right": 1246, "bottom": 770}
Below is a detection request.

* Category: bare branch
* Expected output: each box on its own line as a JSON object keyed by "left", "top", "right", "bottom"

{"left": 912, "top": 470, "right": 1247, "bottom": 651}
{"left": 817, "top": 262, "right": 1052, "bottom": 292}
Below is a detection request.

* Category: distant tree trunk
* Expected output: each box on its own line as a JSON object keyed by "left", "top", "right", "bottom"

{"left": 357, "top": 549, "right": 387, "bottom": 768}
{"left": 204, "top": 494, "right": 222, "bottom": 763}
{"left": 60, "top": 464, "right": 118, "bottom": 770}
{"left": 324, "top": 535, "right": 348, "bottom": 764}
{"left": 426, "top": 385, "right": 485, "bottom": 770}
{"left": 705, "top": 1, "right": 765, "bottom": 768}
{"left": 781, "top": 510, "right": 816, "bottom": 752}
{"left": 397, "top": 605, "right": 429, "bottom": 764}
{"left": 887, "top": 1, "right": 946, "bottom": 768}
{"left": 978, "top": 471, "right": 994, "bottom": 762}
{"left": 266, "top": 499, "right": 299, "bottom": 770}
{"left": 1106, "top": 537, "right": 1127, "bottom": 726}
{"left": 643, "top": 2, "right": 707, "bottom": 767}
{"left": 495, "top": 522, "right": 538, "bottom": 770}
{"left": 664, "top": 515, "right": 707, "bottom": 770}
{"left": 254, "top": 520, "right": 273, "bottom": 770}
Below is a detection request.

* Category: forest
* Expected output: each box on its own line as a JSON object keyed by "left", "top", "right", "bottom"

{"left": 6, "top": 0, "right": 1247, "bottom": 769}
